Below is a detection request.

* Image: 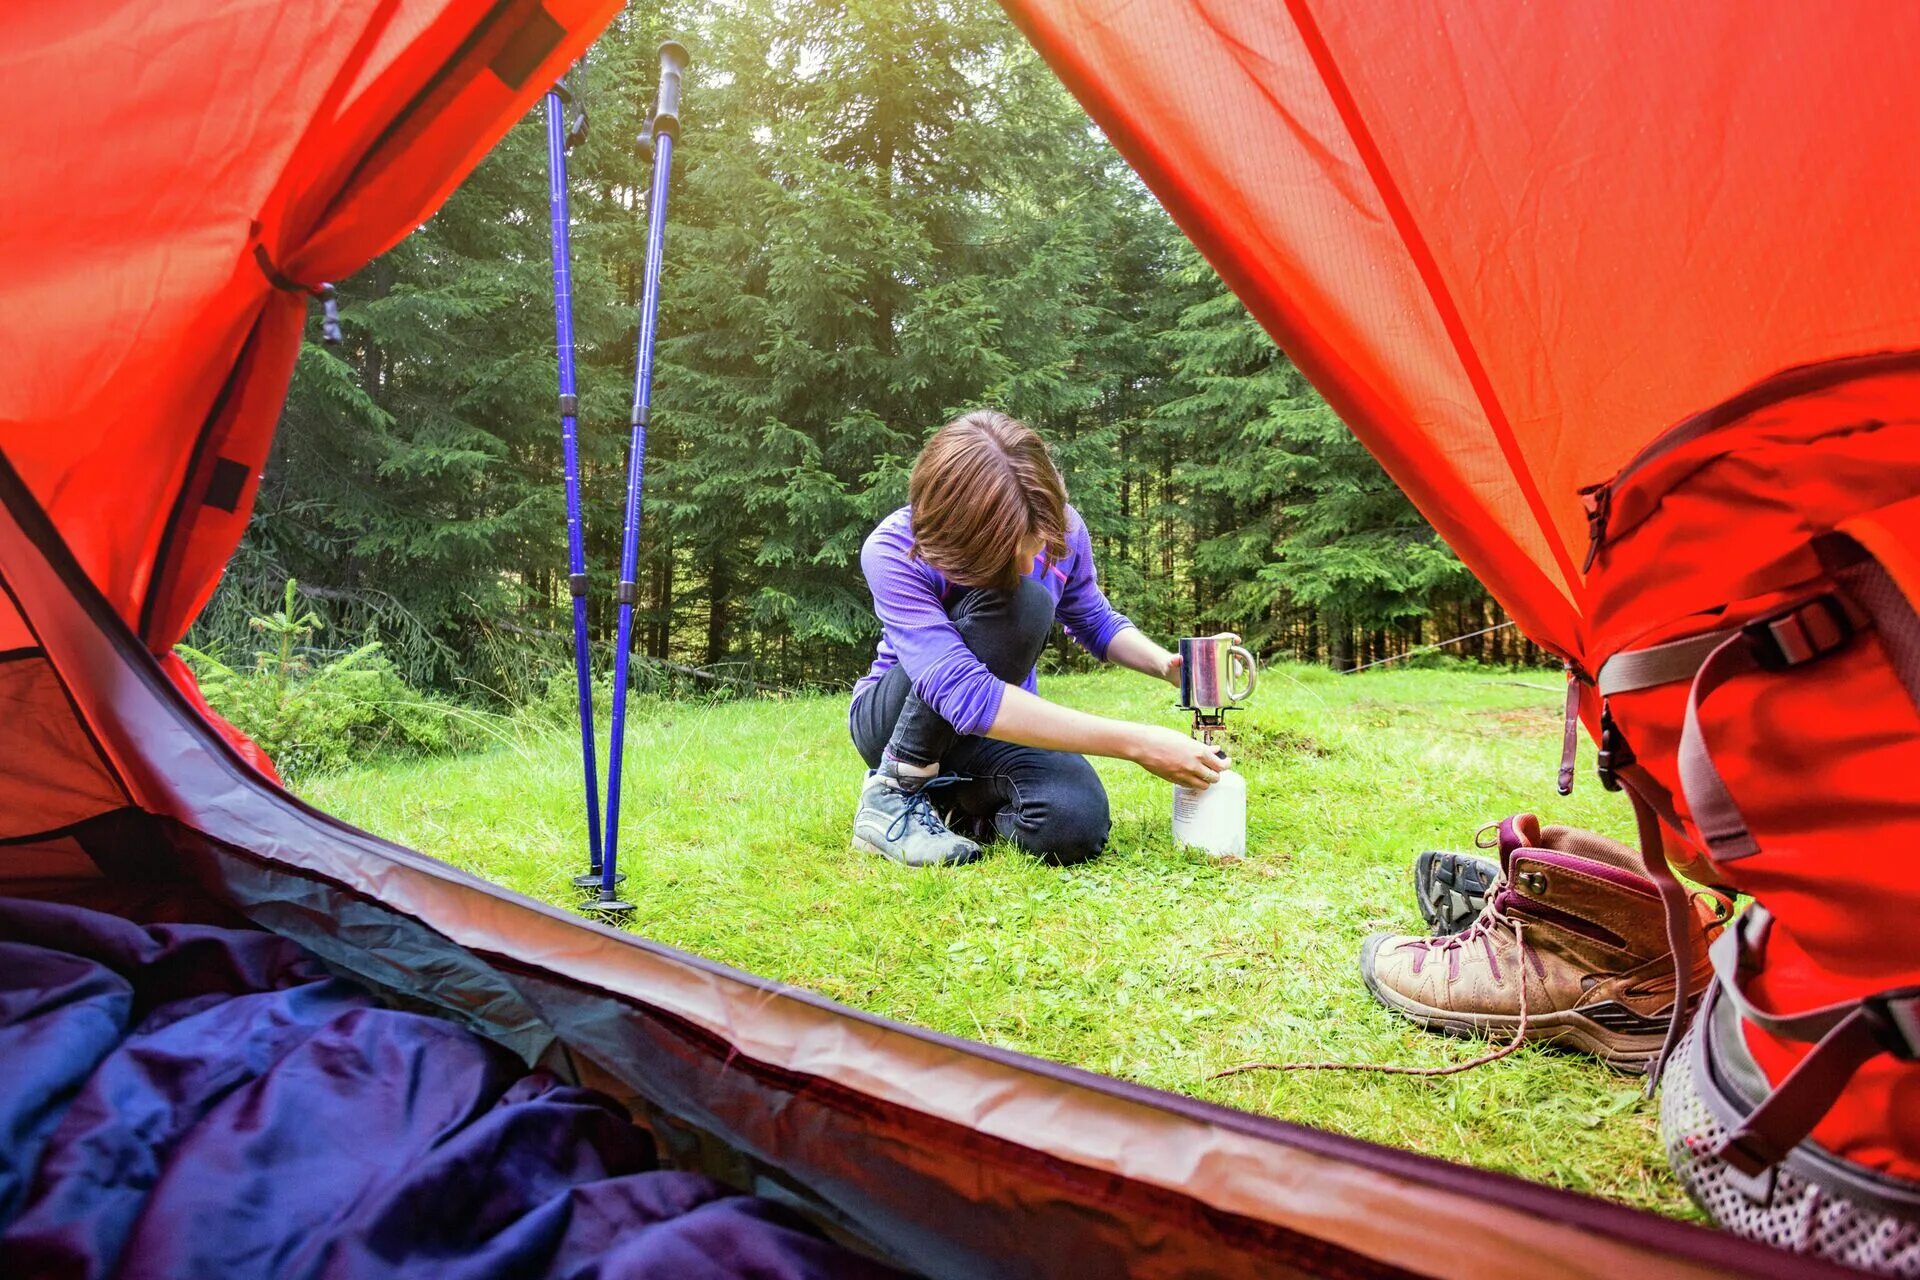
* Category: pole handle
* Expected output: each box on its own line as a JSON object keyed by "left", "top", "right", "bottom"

{"left": 652, "top": 41, "right": 690, "bottom": 144}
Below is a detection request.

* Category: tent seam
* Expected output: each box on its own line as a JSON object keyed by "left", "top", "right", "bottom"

{"left": 137, "top": 307, "right": 268, "bottom": 646}
{"left": 1279, "top": 0, "right": 1586, "bottom": 618}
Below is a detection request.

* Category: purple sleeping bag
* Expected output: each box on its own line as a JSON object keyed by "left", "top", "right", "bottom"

{"left": 0, "top": 897, "right": 905, "bottom": 1280}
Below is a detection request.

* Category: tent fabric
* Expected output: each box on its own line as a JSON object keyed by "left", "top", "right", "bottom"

{"left": 0, "top": 0, "right": 1899, "bottom": 1275}
{"left": 0, "top": 447, "right": 1845, "bottom": 1280}
{"left": 0, "top": 895, "right": 905, "bottom": 1280}
{"left": 0, "top": 653, "right": 125, "bottom": 841}
{"left": 0, "top": 0, "right": 620, "bottom": 653}
{"left": 1000, "top": 0, "right": 1920, "bottom": 662}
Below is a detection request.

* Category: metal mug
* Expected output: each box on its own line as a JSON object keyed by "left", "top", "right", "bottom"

{"left": 1177, "top": 635, "right": 1257, "bottom": 711}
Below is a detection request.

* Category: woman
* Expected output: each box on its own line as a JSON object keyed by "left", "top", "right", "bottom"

{"left": 850, "top": 410, "right": 1229, "bottom": 867}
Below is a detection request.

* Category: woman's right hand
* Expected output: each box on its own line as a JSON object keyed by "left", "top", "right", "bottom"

{"left": 1127, "top": 725, "right": 1230, "bottom": 789}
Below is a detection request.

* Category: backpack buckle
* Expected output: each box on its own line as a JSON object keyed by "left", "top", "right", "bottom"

{"left": 1743, "top": 595, "right": 1855, "bottom": 671}
{"left": 1595, "top": 699, "right": 1634, "bottom": 792}
{"left": 1864, "top": 991, "right": 1920, "bottom": 1062}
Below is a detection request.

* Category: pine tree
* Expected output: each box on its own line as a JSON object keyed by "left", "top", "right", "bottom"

{"left": 208, "top": 0, "right": 1508, "bottom": 696}
{"left": 1158, "top": 244, "right": 1481, "bottom": 663}
{"left": 239, "top": 118, "right": 565, "bottom": 689}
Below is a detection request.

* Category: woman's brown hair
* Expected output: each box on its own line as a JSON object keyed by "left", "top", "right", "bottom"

{"left": 909, "top": 411, "right": 1068, "bottom": 590}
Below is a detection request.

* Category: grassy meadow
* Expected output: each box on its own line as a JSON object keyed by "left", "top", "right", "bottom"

{"left": 301, "top": 663, "right": 1697, "bottom": 1219}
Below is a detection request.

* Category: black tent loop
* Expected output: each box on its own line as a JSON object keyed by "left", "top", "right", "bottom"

{"left": 252, "top": 243, "right": 342, "bottom": 344}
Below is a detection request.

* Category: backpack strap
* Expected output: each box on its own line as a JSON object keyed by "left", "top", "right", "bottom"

{"left": 1679, "top": 532, "right": 1920, "bottom": 862}
{"left": 1596, "top": 626, "right": 1740, "bottom": 697}
{"left": 1706, "top": 906, "right": 1920, "bottom": 1181}
{"left": 1820, "top": 534, "right": 1920, "bottom": 707}
{"left": 1615, "top": 770, "right": 1705, "bottom": 1088}
{"left": 1595, "top": 535, "right": 1918, "bottom": 864}
{"left": 1676, "top": 591, "right": 1871, "bottom": 860}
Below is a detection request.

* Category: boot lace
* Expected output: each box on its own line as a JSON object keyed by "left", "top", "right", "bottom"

{"left": 885, "top": 787, "right": 951, "bottom": 844}
{"left": 1414, "top": 885, "right": 1518, "bottom": 964}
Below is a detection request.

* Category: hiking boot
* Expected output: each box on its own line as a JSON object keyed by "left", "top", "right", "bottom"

{"left": 851, "top": 772, "right": 981, "bottom": 868}
{"left": 1360, "top": 814, "right": 1731, "bottom": 1070}
{"left": 1412, "top": 848, "right": 1500, "bottom": 934}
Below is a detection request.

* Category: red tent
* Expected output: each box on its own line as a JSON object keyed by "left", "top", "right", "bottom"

{"left": 1004, "top": 0, "right": 1920, "bottom": 663}
{"left": 1002, "top": 0, "right": 1920, "bottom": 1259}
{"left": 0, "top": 1, "right": 1897, "bottom": 1276}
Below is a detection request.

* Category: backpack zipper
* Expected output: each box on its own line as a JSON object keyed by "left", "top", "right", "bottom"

{"left": 1579, "top": 485, "right": 1611, "bottom": 573}
{"left": 1578, "top": 349, "right": 1920, "bottom": 572}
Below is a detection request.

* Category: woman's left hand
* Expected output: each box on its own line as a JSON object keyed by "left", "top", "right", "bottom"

{"left": 1163, "top": 632, "right": 1241, "bottom": 687}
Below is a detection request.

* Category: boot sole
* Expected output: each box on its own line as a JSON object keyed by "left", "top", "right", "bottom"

{"left": 851, "top": 834, "right": 981, "bottom": 868}
{"left": 1358, "top": 935, "right": 1664, "bottom": 1072}
{"left": 1413, "top": 850, "right": 1499, "bottom": 935}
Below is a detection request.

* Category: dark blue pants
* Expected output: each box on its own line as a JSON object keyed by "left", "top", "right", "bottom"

{"left": 850, "top": 579, "right": 1111, "bottom": 865}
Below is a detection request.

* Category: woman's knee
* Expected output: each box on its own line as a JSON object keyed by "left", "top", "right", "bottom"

{"left": 849, "top": 668, "right": 912, "bottom": 768}
{"left": 1000, "top": 576, "right": 1057, "bottom": 641}
{"left": 1015, "top": 768, "right": 1111, "bottom": 865}
{"left": 947, "top": 579, "right": 1056, "bottom": 681}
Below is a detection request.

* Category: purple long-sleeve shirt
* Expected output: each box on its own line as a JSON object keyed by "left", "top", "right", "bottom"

{"left": 851, "top": 504, "right": 1135, "bottom": 736}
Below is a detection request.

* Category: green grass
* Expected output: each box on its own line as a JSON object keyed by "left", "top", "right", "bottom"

{"left": 302, "top": 663, "right": 1696, "bottom": 1219}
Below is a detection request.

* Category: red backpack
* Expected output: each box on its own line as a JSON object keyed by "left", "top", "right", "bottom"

{"left": 1572, "top": 352, "right": 1920, "bottom": 1205}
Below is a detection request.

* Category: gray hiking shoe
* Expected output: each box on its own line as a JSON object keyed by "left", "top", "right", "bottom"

{"left": 851, "top": 772, "right": 981, "bottom": 868}
{"left": 1413, "top": 849, "right": 1500, "bottom": 935}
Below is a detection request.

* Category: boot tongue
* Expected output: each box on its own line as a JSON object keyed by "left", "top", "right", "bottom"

{"left": 1496, "top": 813, "right": 1543, "bottom": 871}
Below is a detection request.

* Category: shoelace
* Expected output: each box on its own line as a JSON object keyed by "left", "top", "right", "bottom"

{"left": 1417, "top": 889, "right": 1514, "bottom": 962}
{"left": 1210, "top": 894, "right": 1534, "bottom": 1081}
{"left": 884, "top": 787, "right": 951, "bottom": 844}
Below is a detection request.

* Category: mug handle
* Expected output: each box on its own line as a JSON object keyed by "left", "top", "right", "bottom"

{"left": 1227, "top": 645, "right": 1257, "bottom": 702}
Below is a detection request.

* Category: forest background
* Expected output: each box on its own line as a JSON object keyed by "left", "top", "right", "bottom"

{"left": 191, "top": 0, "right": 1544, "bottom": 713}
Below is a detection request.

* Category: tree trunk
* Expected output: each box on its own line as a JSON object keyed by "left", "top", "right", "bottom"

{"left": 1160, "top": 453, "right": 1175, "bottom": 582}
{"left": 870, "top": 52, "right": 899, "bottom": 360}
{"left": 705, "top": 549, "right": 729, "bottom": 667}
{"left": 650, "top": 541, "right": 674, "bottom": 660}
{"left": 1329, "top": 613, "right": 1354, "bottom": 672}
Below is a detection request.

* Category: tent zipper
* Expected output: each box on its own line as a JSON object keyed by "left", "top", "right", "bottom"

{"left": 1579, "top": 484, "right": 1611, "bottom": 573}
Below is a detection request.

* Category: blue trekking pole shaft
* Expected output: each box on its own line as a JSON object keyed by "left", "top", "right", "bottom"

{"left": 544, "top": 88, "right": 607, "bottom": 888}
{"left": 599, "top": 42, "right": 688, "bottom": 911}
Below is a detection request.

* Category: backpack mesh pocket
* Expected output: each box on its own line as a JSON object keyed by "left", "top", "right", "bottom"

{"left": 1661, "top": 995, "right": 1920, "bottom": 1276}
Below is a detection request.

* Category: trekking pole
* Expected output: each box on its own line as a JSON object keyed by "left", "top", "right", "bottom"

{"left": 543, "top": 79, "right": 612, "bottom": 893}
{"left": 589, "top": 41, "right": 688, "bottom": 918}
